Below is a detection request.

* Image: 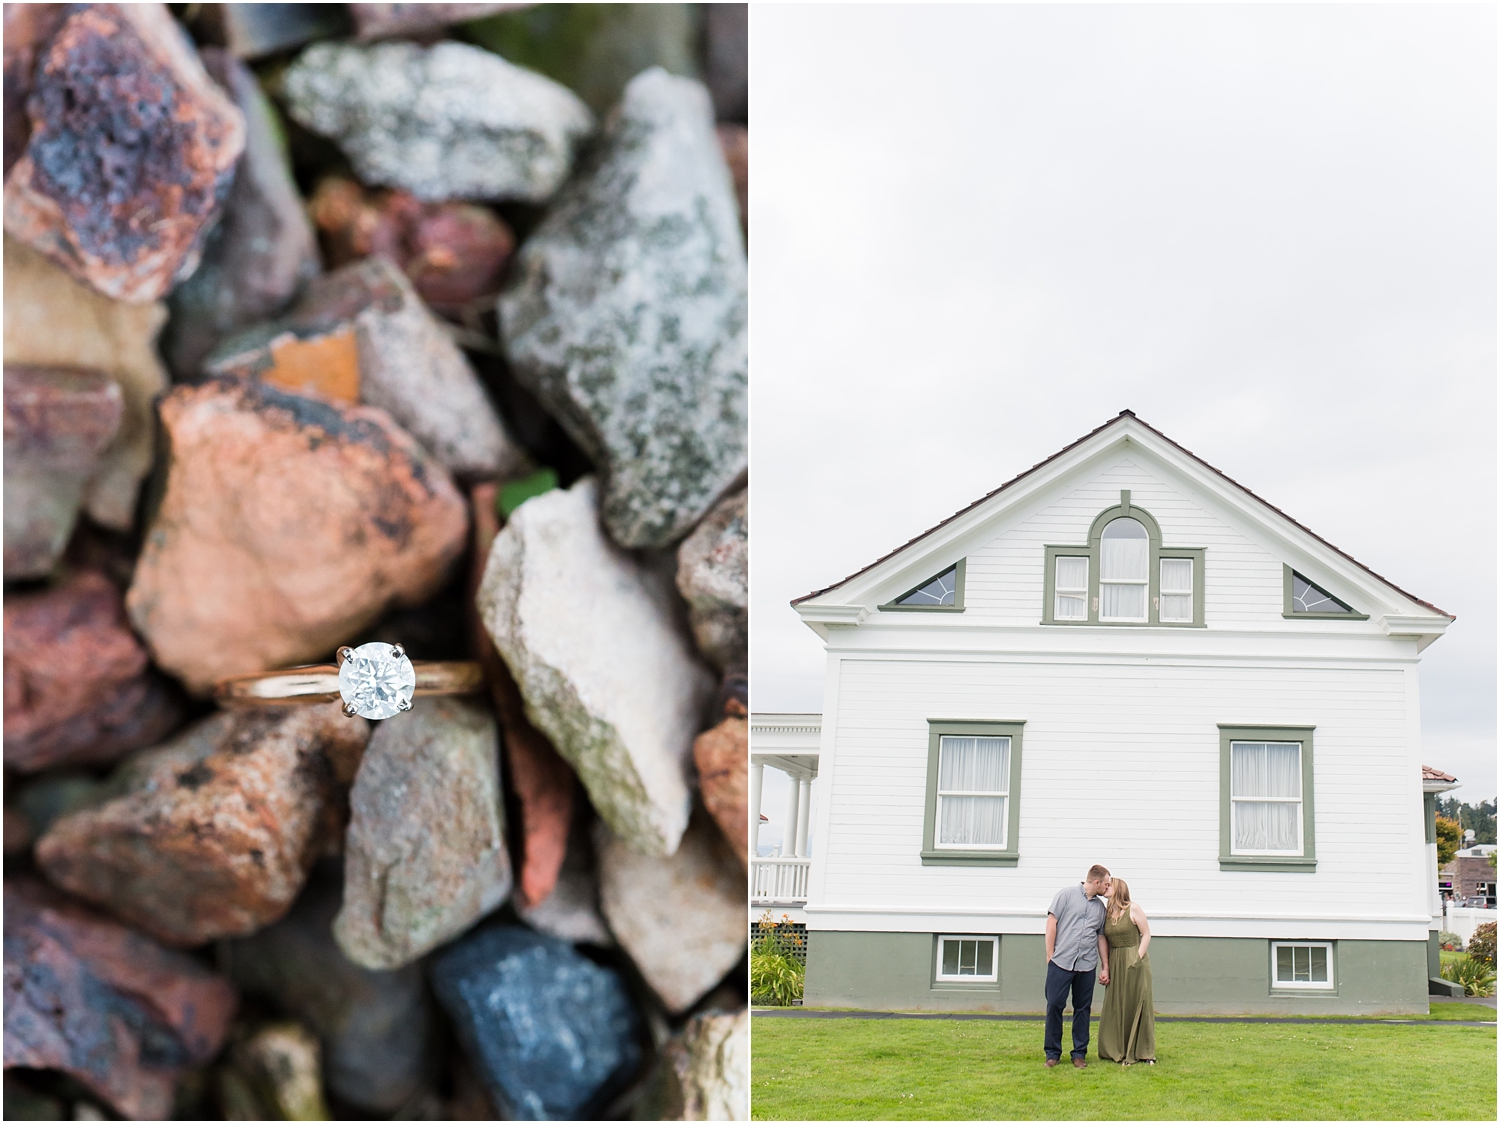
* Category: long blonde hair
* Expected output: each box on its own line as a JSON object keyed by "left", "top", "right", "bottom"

{"left": 1107, "top": 877, "right": 1132, "bottom": 922}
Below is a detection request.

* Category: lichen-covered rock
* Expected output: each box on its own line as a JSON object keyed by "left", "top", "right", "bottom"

{"left": 284, "top": 40, "right": 593, "bottom": 203}
{"left": 2, "top": 3, "right": 246, "bottom": 303}
{"left": 2, "top": 4, "right": 70, "bottom": 179}
{"left": 4, "top": 570, "right": 183, "bottom": 773}
{"left": 226, "top": 865, "right": 435, "bottom": 1114}
{"left": 34, "top": 704, "right": 369, "bottom": 946}
{"left": 162, "top": 49, "right": 320, "bottom": 380}
{"left": 3, "top": 367, "right": 121, "bottom": 579}
{"left": 3, "top": 235, "right": 169, "bottom": 531}
{"left": 430, "top": 925, "right": 643, "bottom": 1120}
{"left": 126, "top": 378, "right": 469, "bottom": 694}
{"left": 207, "top": 257, "right": 526, "bottom": 481}
{"left": 3, "top": 878, "right": 237, "bottom": 1120}
{"left": 676, "top": 488, "right": 747, "bottom": 669}
{"left": 499, "top": 68, "right": 746, "bottom": 549}
{"left": 335, "top": 697, "right": 511, "bottom": 970}
{"left": 478, "top": 477, "right": 714, "bottom": 857}
{"left": 596, "top": 811, "right": 746, "bottom": 1014}
{"left": 693, "top": 705, "right": 748, "bottom": 868}
{"left": 230, "top": 1022, "right": 330, "bottom": 1121}
{"left": 310, "top": 177, "right": 515, "bottom": 316}
{"left": 651, "top": 1009, "right": 749, "bottom": 1121}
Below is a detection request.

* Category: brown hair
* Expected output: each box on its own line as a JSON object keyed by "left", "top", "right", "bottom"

{"left": 1086, "top": 864, "right": 1111, "bottom": 882}
{"left": 1108, "top": 877, "right": 1132, "bottom": 921}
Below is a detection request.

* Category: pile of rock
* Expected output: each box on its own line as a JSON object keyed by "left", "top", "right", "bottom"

{"left": 4, "top": 4, "right": 748, "bottom": 1120}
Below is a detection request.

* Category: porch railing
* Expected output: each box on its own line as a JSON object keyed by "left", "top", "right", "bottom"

{"left": 752, "top": 857, "right": 811, "bottom": 903}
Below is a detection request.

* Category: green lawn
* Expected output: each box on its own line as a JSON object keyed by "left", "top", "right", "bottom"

{"left": 752, "top": 1017, "right": 1497, "bottom": 1120}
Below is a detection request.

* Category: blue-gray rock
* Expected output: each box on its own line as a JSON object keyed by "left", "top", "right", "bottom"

{"left": 430, "top": 925, "right": 643, "bottom": 1120}
{"left": 283, "top": 40, "right": 593, "bottom": 204}
{"left": 498, "top": 67, "right": 747, "bottom": 549}
{"left": 225, "top": 865, "right": 435, "bottom": 1114}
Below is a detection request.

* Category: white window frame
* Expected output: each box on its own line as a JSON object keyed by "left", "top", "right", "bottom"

{"left": 1230, "top": 740, "right": 1303, "bottom": 856}
{"left": 936, "top": 935, "right": 1000, "bottom": 983}
{"left": 934, "top": 735, "right": 1010, "bottom": 851}
{"left": 1270, "top": 941, "right": 1334, "bottom": 990}
{"left": 1053, "top": 556, "right": 1089, "bottom": 621}
{"left": 1158, "top": 557, "right": 1194, "bottom": 623}
{"left": 1098, "top": 520, "right": 1149, "bottom": 623}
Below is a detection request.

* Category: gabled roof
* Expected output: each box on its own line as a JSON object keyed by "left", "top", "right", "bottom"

{"left": 792, "top": 410, "right": 1453, "bottom": 620}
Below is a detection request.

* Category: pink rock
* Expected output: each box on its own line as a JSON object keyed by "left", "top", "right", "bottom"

{"left": 126, "top": 378, "right": 469, "bottom": 694}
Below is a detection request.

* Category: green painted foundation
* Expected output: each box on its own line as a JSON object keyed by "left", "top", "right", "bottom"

{"left": 805, "top": 931, "right": 1430, "bottom": 1015}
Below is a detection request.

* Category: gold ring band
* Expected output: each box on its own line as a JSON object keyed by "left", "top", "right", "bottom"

{"left": 214, "top": 661, "right": 485, "bottom": 707}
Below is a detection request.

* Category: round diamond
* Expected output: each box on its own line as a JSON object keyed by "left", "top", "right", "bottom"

{"left": 338, "top": 642, "right": 416, "bottom": 720}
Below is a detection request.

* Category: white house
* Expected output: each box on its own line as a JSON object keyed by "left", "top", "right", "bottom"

{"left": 787, "top": 411, "right": 1456, "bottom": 1014}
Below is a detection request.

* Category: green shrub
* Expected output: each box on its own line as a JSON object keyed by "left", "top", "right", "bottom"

{"left": 1439, "top": 930, "right": 1464, "bottom": 951}
{"left": 751, "top": 948, "right": 805, "bottom": 1006}
{"left": 1441, "top": 954, "right": 1496, "bottom": 998}
{"left": 1468, "top": 922, "right": 1496, "bottom": 966}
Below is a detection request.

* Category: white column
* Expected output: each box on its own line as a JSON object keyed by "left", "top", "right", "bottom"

{"left": 782, "top": 772, "right": 801, "bottom": 858}
{"left": 795, "top": 778, "right": 812, "bottom": 858}
{"left": 750, "top": 762, "right": 765, "bottom": 857}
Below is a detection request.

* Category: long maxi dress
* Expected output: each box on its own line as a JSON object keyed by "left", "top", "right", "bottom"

{"left": 1097, "top": 908, "right": 1156, "bottom": 1063}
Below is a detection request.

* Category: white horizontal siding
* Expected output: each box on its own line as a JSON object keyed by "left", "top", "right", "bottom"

{"left": 815, "top": 656, "right": 1420, "bottom": 929}
{"left": 960, "top": 455, "right": 1328, "bottom": 627}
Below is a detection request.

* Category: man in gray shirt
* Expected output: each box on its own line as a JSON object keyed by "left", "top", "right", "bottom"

{"left": 1043, "top": 864, "right": 1112, "bottom": 1067}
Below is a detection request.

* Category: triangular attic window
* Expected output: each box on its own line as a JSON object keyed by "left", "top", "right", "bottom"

{"left": 896, "top": 565, "right": 958, "bottom": 607}
{"left": 1290, "top": 572, "right": 1354, "bottom": 615}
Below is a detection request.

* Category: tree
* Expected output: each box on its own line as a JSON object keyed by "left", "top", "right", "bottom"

{"left": 1436, "top": 798, "right": 1498, "bottom": 846}
{"left": 1436, "top": 815, "right": 1462, "bottom": 865}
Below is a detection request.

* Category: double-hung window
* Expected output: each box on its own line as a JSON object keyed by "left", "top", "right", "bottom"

{"left": 922, "top": 720, "right": 1025, "bottom": 865}
{"left": 1099, "top": 518, "right": 1149, "bottom": 621}
{"left": 1053, "top": 556, "right": 1088, "bottom": 621}
{"left": 1218, "top": 726, "right": 1316, "bottom": 871}
{"left": 1159, "top": 558, "right": 1194, "bottom": 623}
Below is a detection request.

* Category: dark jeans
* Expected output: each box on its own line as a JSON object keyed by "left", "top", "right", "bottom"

{"left": 1044, "top": 960, "right": 1097, "bottom": 1060}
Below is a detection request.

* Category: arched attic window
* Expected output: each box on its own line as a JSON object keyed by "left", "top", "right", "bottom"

{"left": 1042, "top": 490, "right": 1205, "bottom": 627}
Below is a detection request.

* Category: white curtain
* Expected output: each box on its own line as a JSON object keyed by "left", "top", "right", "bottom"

{"left": 938, "top": 736, "right": 1008, "bottom": 845}
{"left": 1101, "top": 582, "right": 1146, "bottom": 619}
{"left": 1100, "top": 520, "right": 1148, "bottom": 579}
{"left": 1055, "top": 556, "right": 1087, "bottom": 619}
{"left": 1160, "top": 558, "right": 1192, "bottom": 621}
{"left": 1232, "top": 742, "right": 1301, "bottom": 851}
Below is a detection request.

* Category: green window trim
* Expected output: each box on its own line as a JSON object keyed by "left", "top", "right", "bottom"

{"left": 921, "top": 719, "right": 1024, "bottom": 866}
{"left": 1218, "top": 725, "right": 1317, "bottom": 872}
{"left": 1282, "top": 566, "right": 1370, "bottom": 621}
{"left": 881, "top": 558, "right": 967, "bottom": 613}
{"left": 1040, "top": 492, "right": 1206, "bottom": 627}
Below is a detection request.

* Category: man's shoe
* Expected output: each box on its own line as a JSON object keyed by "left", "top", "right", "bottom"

{"left": 1073, "top": 1057, "right": 1088, "bottom": 1069}
{"left": 1045, "top": 1058, "right": 1059, "bottom": 1068}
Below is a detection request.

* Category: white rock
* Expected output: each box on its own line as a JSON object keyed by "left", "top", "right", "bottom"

{"left": 284, "top": 40, "right": 594, "bottom": 203}
{"left": 334, "top": 697, "right": 511, "bottom": 969}
{"left": 660, "top": 1009, "right": 749, "bottom": 1121}
{"left": 479, "top": 476, "right": 714, "bottom": 857}
{"left": 675, "top": 489, "right": 747, "bottom": 669}
{"left": 595, "top": 813, "right": 745, "bottom": 1014}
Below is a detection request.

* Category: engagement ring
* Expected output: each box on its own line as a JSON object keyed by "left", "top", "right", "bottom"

{"left": 213, "top": 642, "right": 484, "bottom": 720}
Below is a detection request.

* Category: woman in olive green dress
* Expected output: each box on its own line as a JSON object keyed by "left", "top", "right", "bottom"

{"left": 1096, "top": 877, "right": 1156, "bottom": 1064}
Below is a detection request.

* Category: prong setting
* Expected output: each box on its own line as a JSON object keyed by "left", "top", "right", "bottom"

{"left": 336, "top": 641, "right": 418, "bottom": 720}
{"left": 342, "top": 701, "right": 359, "bottom": 718}
{"left": 336, "top": 646, "right": 355, "bottom": 666}
{"left": 390, "top": 644, "right": 405, "bottom": 661}
{"left": 397, "top": 697, "right": 413, "bottom": 712}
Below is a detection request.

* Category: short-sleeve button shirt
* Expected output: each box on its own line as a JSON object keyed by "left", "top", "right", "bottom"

{"left": 1048, "top": 883, "right": 1106, "bottom": 971}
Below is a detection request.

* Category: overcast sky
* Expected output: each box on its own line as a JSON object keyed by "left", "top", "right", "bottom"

{"left": 749, "top": 4, "right": 1497, "bottom": 800}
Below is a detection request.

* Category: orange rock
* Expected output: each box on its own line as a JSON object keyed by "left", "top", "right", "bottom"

{"left": 34, "top": 704, "right": 369, "bottom": 946}
{"left": 693, "top": 710, "right": 748, "bottom": 867}
{"left": 3, "top": 4, "right": 246, "bottom": 303}
{"left": 256, "top": 326, "right": 361, "bottom": 402}
{"left": 126, "top": 378, "right": 468, "bottom": 694}
{"left": 470, "top": 482, "right": 575, "bottom": 907}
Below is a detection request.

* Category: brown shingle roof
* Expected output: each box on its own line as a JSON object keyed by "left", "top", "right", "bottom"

{"left": 791, "top": 410, "right": 1454, "bottom": 620}
{"left": 1423, "top": 765, "right": 1458, "bottom": 783}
